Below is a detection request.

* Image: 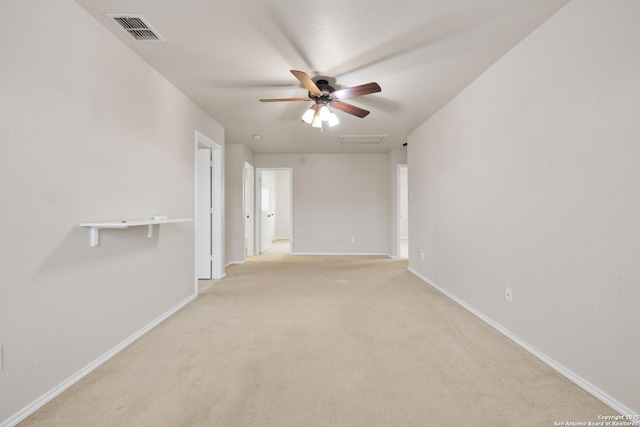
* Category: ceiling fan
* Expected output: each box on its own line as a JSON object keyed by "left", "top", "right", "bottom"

{"left": 260, "top": 70, "right": 381, "bottom": 128}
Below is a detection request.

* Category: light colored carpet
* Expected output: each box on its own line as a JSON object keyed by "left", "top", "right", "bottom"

{"left": 21, "top": 240, "right": 614, "bottom": 426}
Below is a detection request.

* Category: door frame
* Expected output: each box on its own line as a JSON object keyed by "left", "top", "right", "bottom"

{"left": 194, "top": 131, "right": 224, "bottom": 293}
{"left": 255, "top": 167, "right": 293, "bottom": 255}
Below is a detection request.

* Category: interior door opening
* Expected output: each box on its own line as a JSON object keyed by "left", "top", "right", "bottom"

{"left": 195, "top": 131, "right": 223, "bottom": 290}
{"left": 398, "top": 164, "right": 409, "bottom": 259}
{"left": 196, "top": 148, "right": 212, "bottom": 279}
{"left": 256, "top": 168, "right": 292, "bottom": 255}
{"left": 243, "top": 162, "right": 255, "bottom": 259}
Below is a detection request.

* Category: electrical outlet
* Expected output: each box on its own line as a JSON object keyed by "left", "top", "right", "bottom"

{"left": 419, "top": 249, "right": 425, "bottom": 260}
{"left": 351, "top": 236, "right": 356, "bottom": 243}
{"left": 505, "top": 287, "right": 513, "bottom": 303}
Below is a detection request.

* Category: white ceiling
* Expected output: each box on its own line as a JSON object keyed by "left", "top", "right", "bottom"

{"left": 74, "top": 0, "right": 570, "bottom": 154}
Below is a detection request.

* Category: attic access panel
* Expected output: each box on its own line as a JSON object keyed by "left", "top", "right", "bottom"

{"left": 340, "top": 135, "right": 388, "bottom": 145}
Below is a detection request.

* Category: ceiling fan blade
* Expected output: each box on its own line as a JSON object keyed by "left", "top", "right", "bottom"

{"left": 330, "top": 101, "right": 370, "bottom": 118}
{"left": 211, "top": 80, "right": 298, "bottom": 89}
{"left": 332, "top": 82, "right": 381, "bottom": 100}
{"left": 254, "top": 8, "right": 315, "bottom": 72}
{"left": 326, "top": 11, "right": 477, "bottom": 77}
{"left": 259, "top": 97, "right": 311, "bottom": 102}
{"left": 290, "top": 70, "right": 322, "bottom": 96}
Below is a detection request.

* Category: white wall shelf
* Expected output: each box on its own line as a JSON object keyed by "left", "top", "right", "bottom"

{"left": 80, "top": 218, "right": 193, "bottom": 247}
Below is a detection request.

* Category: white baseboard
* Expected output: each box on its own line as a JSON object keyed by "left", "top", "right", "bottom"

{"left": 1, "top": 293, "right": 197, "bottom": 427}
{"left": 292, "top": 252, "right": 390, "bottom": 257}
{"left": 407, "top": 267, "right": 639, "bottom": 422}
{"left": 225, "top": 260, "right": 245, "bottom": 267}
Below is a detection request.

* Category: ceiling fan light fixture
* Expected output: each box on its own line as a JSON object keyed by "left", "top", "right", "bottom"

{"left": 311, "top": 115, "right": 323, "bottom": 129}
{"left": 318, "top": 105, "right": 331, "bottom": 121}
{"left": 301, "top": 107, "right": 316, "bottom": 124}
{"left": 328, "top": 112, "right": 340, "bottom": 127}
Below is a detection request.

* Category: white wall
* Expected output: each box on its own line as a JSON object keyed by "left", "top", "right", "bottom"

{"left": 408, "top": 0, "right": 640, "bottom": 414}
{"left": 0, "top": 0, "right": 224, "bottom": 424}
{"left": 255, "top": 154, "right": 388, "bottom": 255}
{"left": 224, "top": 144, "right": 254, "bottom": 264}
{"left": 275, "top": 170, "right": 291, "bottom": 239}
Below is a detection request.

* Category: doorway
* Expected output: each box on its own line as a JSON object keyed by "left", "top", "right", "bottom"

{"left": 195, "top": 131, "right": 223, "bottom": 288}
{"left": 256, "top": 168, "right": 292, "bottom": 254}
{"left": 243, "top": 162, "right": 255, "bottom": 259}
{"left": 397, "top": 164, "right": 409, "bottom": 259}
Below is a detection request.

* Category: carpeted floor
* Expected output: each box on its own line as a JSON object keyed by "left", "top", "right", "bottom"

{"left": 20, "top": 241, "right": 615, "bottom": 426}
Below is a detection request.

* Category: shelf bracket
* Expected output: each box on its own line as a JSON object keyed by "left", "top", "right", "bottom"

{"left": 89, "top": 226, "right": 100, "bottom": 247}
{"left": 87, "top": 225, "right": 127, "bottom": 247}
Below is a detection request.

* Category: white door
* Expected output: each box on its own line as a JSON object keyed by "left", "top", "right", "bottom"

{"left": 196, "top": 149, "right": 212, "bottom": 278}
{"left": 398, "top": 165, "right": 409, "bottom": 258}
{"left": 243, "top": 163, "right": 255, "bottom": 258}
{"left": 259, "top": 171, "right": 276, "bottom": 253}
{"left": 274, "top": 170, "right": 291, "bottom": 241}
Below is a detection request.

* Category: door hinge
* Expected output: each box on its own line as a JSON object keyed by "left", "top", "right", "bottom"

{"left": 210, "top": 255, "right": 214, "bottom": 261}
{"left": 210, "top": 161, "right": 213, "bottom": 167}
{"left": 210, "top": 208, "right": 214, "bottom": 214}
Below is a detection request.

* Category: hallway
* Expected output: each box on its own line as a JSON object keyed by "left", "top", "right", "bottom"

{"left": 21, "top": 252, "right": 613, "bottom": 426}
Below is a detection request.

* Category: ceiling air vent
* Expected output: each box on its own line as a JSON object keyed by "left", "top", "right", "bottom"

{"left": 106, "top": 14, "right": 164, "bottom": 41}
{"left": 340, "top": 135, "right": 388, "bottom": 145}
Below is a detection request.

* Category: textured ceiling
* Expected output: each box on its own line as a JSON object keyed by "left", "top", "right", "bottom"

{"left": 74, "top": 0, "right": 570, "bottom": 154}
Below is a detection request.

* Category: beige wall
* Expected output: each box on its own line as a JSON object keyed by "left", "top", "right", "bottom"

{"left": 255, "top": 154, "right": 389, "bottom": 255}
{"left": 408, "top": 0, "right": 640, "bottom": 414}
{"left": 0, "top": 0, "right": 223, "bottom": 423}
{"left": 275, "top": 171, "right": 292, "bottom": 240}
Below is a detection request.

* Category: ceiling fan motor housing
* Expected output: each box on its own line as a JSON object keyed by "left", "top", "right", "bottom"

{"left": 312, "top": 79, "right": 335, "bottom": 103}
